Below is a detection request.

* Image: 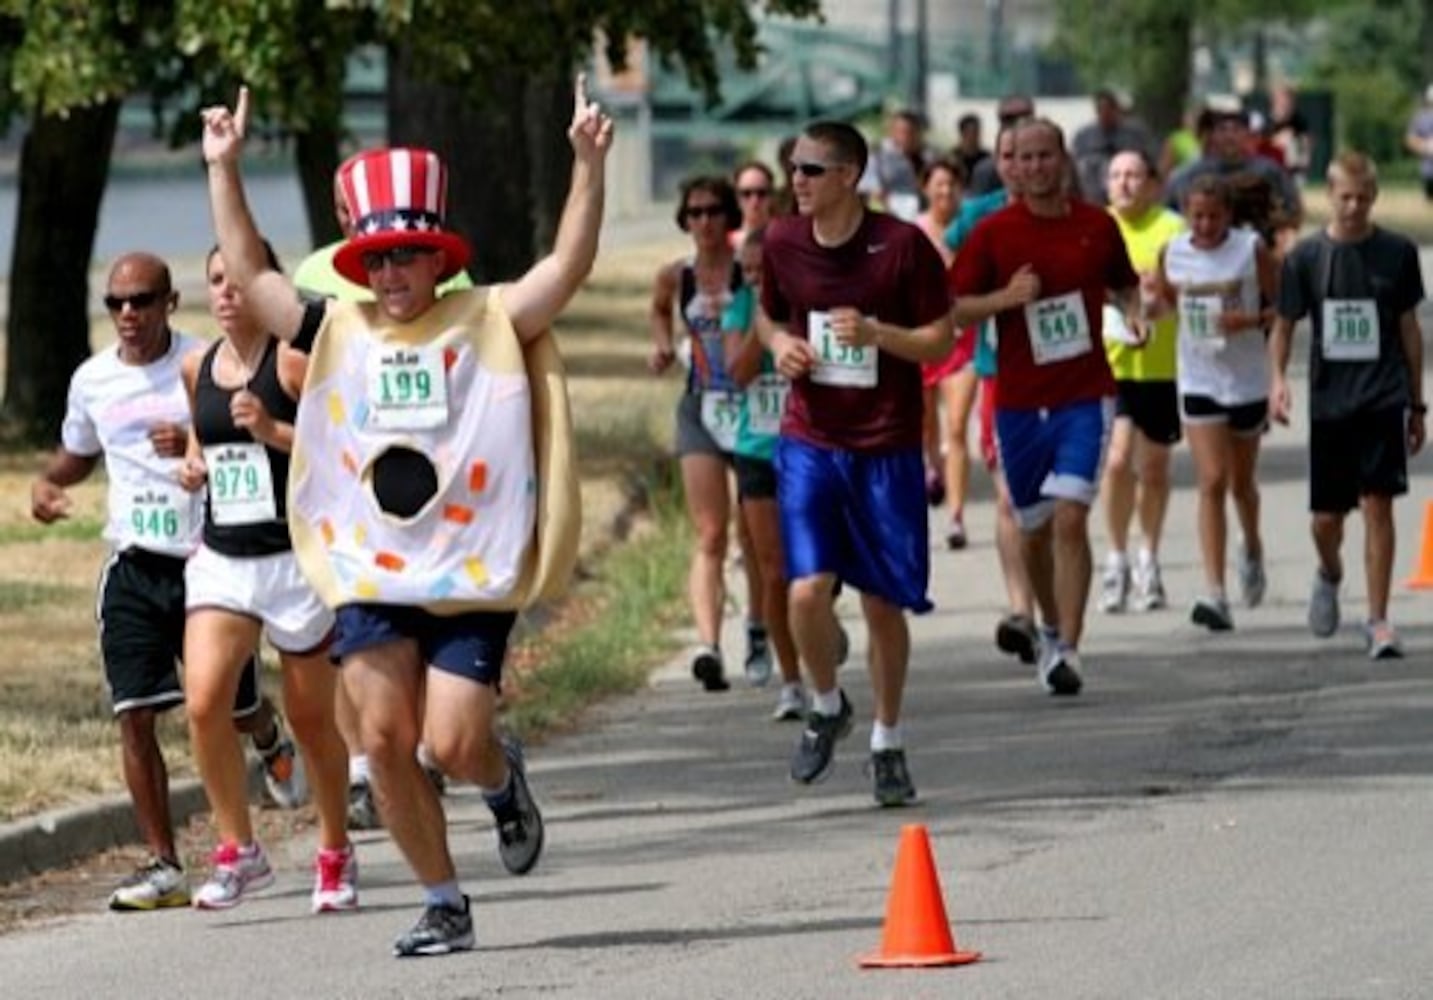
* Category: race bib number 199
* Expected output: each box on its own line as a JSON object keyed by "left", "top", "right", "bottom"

{"left": 366, "top": 347, "right": 450, "bottom": 429}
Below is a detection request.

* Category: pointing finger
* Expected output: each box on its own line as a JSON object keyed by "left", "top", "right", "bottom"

{"left": 234, "top": 85, "right": 250, "bottom": 138}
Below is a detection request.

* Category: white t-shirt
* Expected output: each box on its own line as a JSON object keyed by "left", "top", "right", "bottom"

{"left": 1165, "top": 227, "right": 1268, "bottom": 406}
{"left": 61, "top": 332, "right": 206, "bottom": 557}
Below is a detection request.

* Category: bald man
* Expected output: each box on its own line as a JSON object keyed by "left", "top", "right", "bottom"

{"left": 31, "top": 252, "right": 293, "bottom": 911}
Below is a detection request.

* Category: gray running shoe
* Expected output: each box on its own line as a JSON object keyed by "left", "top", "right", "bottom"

{"left": 258, "top": 729, "right": 307, "bottom": 810}
{"left": 1365, "top": 621, "right": 1404, "bottom": 661}
{"left": 1191, "top": 595, "right": 1234, "bottom": 632}
{"left": 1238, "top": 548, "right": 1266, "bottom": 608}
{"left": 869, "top": 749, "right": 918, "bottom": 807}
{"left": 771, "top": 683, "right": 806, "bottom": 722}
{"left": 743, "top": 631, "right": 773, "bottom": 688}
{"left": 393, "top": 897, "right": 475, "bottom": 957}
{"left": 491, "top": 739, "right": 544, "bottom": 876}
{"left": 347, "top": 780, "right": 381, "bottom": 831}
{"left": 790, "top": 691, "right": 853, "bottom": 784}
{"left": 109, "top": 857, "right": 189, "bottom": 911}
{"left": 1308, "top": 571, "right": 1341, "bottom": 638}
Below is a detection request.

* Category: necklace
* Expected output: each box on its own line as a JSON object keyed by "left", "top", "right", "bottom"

{"left": 221, "top": 336, "right": 267, "bottom": 388}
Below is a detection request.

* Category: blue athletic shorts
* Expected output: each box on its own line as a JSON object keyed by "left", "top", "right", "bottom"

{"left": 774, "top": 437, "right": 932, "bottom": 613}
{"left": 995, "top": 397, "right": 1113, "bottom": 530}
{"left": 331, "top": 603, "right": 518, "bottom": 687}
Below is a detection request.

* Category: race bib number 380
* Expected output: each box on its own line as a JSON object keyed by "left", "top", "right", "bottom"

{"left": 366, "top": 347, "right": 450, "bottom": 429}
{"left": 1321, "top": 299, "right": 1379, "bottom": 362}
{"left": 204, "top": 443, "right": 276, "bottom": 527}
{"left": 1023, "top": 292, "right": 1092, "bottom": 366}
{"left": 809, "top": 311, "right": 877, "bottom": 388}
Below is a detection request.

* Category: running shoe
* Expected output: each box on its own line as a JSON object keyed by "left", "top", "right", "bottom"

{"left": 790, "top": 690, "right": 853, "bottom": 784}
{"left": 924, "top": 469, "right": 946, "bottom": 507}
{"left": 743, "top": 628, "right": 773, "bottom": 687}
{"left": 258, "top": 727, "right": 308, "bottom": 810}
{"left": 108, "top": 857, "right": 189, "bottom": 911}
{"left": 1238, "top": 548, "right": 1266, "bottom": 609}
{"left": 1039, "top": 644, "right": 1083, "bottom": 697}
{"left": 868, "top": 749, "right": 918, "bottom": 807}
{"left": 771, "top": 683, "right": 806, "bottom": 722}
{"left": 834, "top": 621, "right": 851, "bottom": 667}
{"left": 490, "top": 738, "right": 544, "bottom": 876}
{"left": 691, "top": 646, "right": 729, "bottom": 692}
{"left": 347, "top": 779, "right": 381, "bottom": 831}
{"left": 945, "top": 514, "right": 967, "bottom": 551}
{"left": 1365, "top": 620, "right": 1404, "bottom": 661}
{"left": 393, "top": 897, "right": 474, "bottom": 958}
{"left": 995, "top": 613, "right": 1039, "bottom": 664}
{"left": 423, "top": 762, "right": 447, "bottom": 797}
{"left": 1097, "top": 554, "right": 1130, "bottom": 614}
{"left": 1191, "top": 595, "right": 1234, "bottom": 632}
{"left": 311, "top": 843, "right": 359, "bottom": 913}
{"left": 1131, "top": 559, "right": 1167, "bottom": 611}
{"left": 1308, "top": 571, "right": 1341, "bottom": 638}
{"left": 193, "top": 842, "right": 274, "bottom": 910}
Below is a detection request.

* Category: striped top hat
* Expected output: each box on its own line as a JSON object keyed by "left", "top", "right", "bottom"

{"left": 333, "top": 148, "right": 471, "bottom": 287}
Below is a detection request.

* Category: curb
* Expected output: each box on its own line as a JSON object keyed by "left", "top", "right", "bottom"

{"left": 0, "top": 780, "right": 210, "bottom": 885}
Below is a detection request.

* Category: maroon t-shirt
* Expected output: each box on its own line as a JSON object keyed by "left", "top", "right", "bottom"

{"left": 761, "top": 211, "right": 951, "bottom": 451}
{"left": 951, "top": 200, "right": 1137, "bottom": 411}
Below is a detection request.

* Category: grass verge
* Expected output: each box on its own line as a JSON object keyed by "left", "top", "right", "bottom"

{"left": 503, "top": 465, "right": 690, "bottom": 738}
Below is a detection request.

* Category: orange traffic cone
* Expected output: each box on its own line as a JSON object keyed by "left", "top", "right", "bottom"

{"left": 1407, "top": 501, "right": 1433, "bottom": 590}
{"left": 859, "top": 824, "right": 982, "bottom": 969}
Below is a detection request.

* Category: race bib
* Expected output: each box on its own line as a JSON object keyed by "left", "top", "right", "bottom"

{"left": 1321, "top": 299, "right": 1379, "bottom": 362}
{"left": 204, "top": 443, "right": 276, "bottom": 527}
{"left": 699, "top": 390, "right": 742, "bottom": 452}
{"left": 1178, "top": 293, "right": 1226, "bottom": 352}
{"left": 809, "top": 311, "right": 878, "bottom": 388}
{"left": 366, "top": 347, "right": 449, "bottom": 430}
{"left": 1024, "top": 292, "right": 1092, "bottom": 365}
{"left": 124, "top": 486, "right": 191, "bottom": 546}
{"left": 747, "top": 374, "right": 789, "bottom": 437}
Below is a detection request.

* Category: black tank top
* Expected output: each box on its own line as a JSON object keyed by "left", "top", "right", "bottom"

{"left": 194, "top": 337, "right": 295, "bottom": 556}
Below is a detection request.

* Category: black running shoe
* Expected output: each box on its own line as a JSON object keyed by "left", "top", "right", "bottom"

{"left": 869, "top": 749, "right": 918, "bottom": 807}
{"left": 491, "top": 739, "right": 544, "bottom": 876}
{"left": 393, "top": 897, "right": 475, "bottom": 957}
{"left": 790, "top": 690, "right": 854, "bottom": 784}
{"left": 691, "top": 647, "right": 729, "bottom": 692}
{"left": 995, "top": 614, "right": 1038, "bottom": 664}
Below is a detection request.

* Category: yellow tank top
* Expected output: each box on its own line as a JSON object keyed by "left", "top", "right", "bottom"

{"left": 1105, "top": 206, "right": 1186, "bottom": 382}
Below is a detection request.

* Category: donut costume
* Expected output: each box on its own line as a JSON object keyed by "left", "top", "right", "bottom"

{"left": 287, "top": 148, "right": 579, "bottom": 613}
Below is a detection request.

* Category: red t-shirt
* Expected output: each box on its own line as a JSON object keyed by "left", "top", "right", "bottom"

{"left": 951, "top": 200, "right": 1137, "bottom": 411}
{"left": 761, "top": 211, "right": 951, "bottom": 451}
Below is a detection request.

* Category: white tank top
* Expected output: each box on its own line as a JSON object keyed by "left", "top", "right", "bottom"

{"left": 1165, "top": 227, "right": 1267, "bottom": 405}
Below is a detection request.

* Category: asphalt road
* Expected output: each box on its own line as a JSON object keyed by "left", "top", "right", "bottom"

{"left": 2, "top": 272, "right": 1432, "bottom": 1000}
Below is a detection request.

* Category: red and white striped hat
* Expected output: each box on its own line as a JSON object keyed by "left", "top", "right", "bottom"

{"left": 333, "top": 147, "right": 471, "bottom": 286}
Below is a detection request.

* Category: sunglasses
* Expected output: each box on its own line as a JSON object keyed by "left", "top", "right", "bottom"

{"left": 790, "top": 161, "right": 842, "bottom": 178}
{"left": 683, "top": 204, "right": 725, "bottom": 221}
{"left": 737, "top": 187, "right": 771, "bottom": 199}
{"left": 103, "top": 290, "right": 165, "bottom": 312}
{"left": 361, "top": 245, "right": 436, "bottom": 271}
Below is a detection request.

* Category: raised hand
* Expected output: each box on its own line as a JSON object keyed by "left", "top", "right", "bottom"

{"left": 201, "top": 86, "right": 250, "bottom": 167}
{"left": 568, "top": 73, "right": 614, "bottom": 164}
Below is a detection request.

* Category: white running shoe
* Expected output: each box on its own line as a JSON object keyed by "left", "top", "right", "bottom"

{"left": 1097, "top": 554, "right": 1130, "bottom": 614}
{"left": 1238, "top": 548, "right": 1266, "bottom": 609}
{"left": 1131, "top": 559, "right": 1166, "bottom": 611}
{"left": 194, "top": 842, "right": 275, "bottom": 910}
{"left": 109, "top": 857, "right": 189, "bottom": 911}
{"left": 771, "top": 683, "right": 806, "bottom": 722}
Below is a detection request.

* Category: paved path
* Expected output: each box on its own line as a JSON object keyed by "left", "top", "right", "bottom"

{"left": 2, "top": 279, "right": 1432, "bottom": 999}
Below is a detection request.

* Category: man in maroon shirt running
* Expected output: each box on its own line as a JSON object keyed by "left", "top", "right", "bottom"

{"left": 758, "top": 120, "right": 953, "bottom": 806}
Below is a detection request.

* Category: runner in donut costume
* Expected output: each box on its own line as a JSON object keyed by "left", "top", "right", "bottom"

{"left": 202, "top": 79, "right": 612, "bottom": 957}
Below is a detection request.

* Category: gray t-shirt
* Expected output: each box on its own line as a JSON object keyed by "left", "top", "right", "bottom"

{"left": 1277, "top": 227, "right": 1425, "bottom": 421}
{"left": 1071, "top": 120, "right": 1155, "bottom": 204}
{"left": 1410, "top": 108, "right": 1433, "bottom": 179}
{"left": 1167, "top": 154, "right": 1301, "bottom": 224}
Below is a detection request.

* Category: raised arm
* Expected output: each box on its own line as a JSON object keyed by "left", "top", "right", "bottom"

{"left": 201, "top": 87, "right": 306, "bottom": 341}
{"left": 501, "top": 75, "right": 614, "bottom": 344}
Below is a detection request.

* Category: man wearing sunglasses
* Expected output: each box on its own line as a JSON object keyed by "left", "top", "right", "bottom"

{"left": 203, "top": 77, "right": 610, "bottom": 957}
{"left": 758, "top": 120, "right": 954, "bottom": 807}
{"left": 30, "top": 252, "right": 295, "bottom": 911}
